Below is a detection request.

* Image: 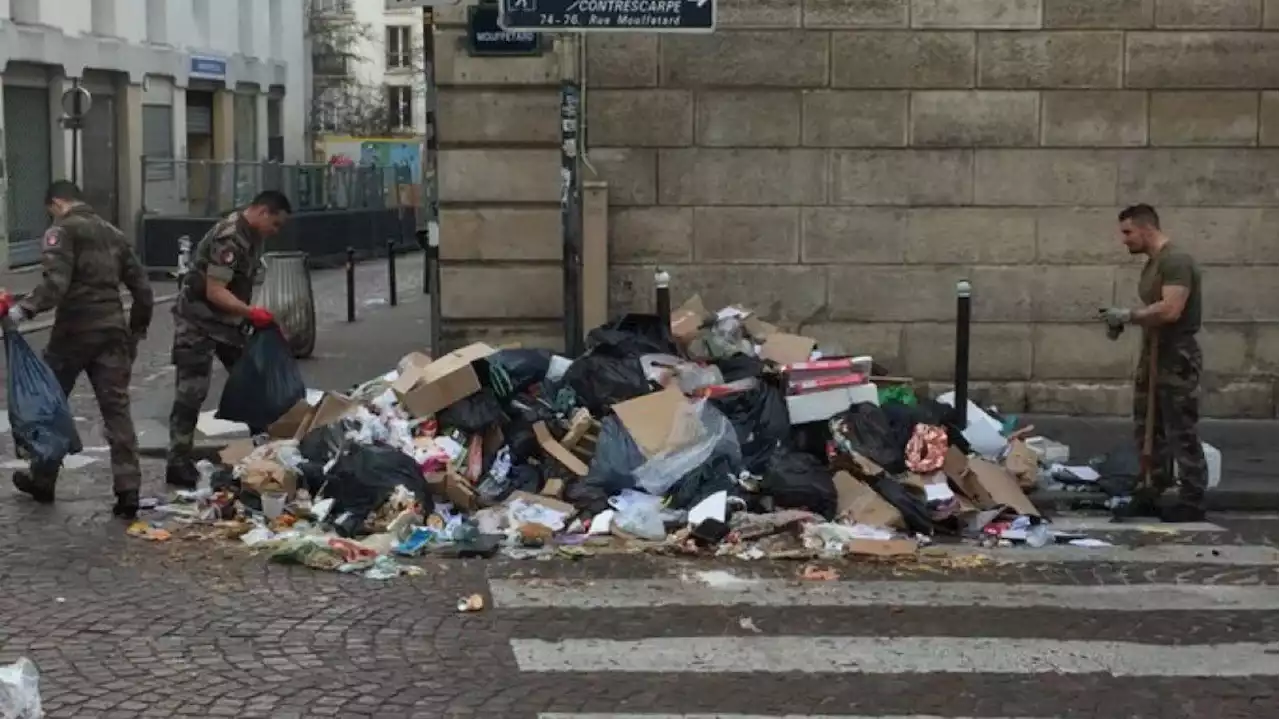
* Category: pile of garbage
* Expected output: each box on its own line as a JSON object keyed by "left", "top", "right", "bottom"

{"left": 130, "top": 298, "right": 1121, "bottom": 579}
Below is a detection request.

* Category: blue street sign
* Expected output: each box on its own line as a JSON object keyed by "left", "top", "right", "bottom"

{"left": 499, "top": 0, "right": 715, "bottom": 33}
{"left": 468, "top": 4, "right": 543, "bottom": 56}
{"left": 189, "top": 55, "right": 227, "bottom": 80}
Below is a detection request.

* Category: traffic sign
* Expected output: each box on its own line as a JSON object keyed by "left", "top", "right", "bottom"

{"left": 499, "top": 0, "right": 715, "bottom": 33}
{"left": 60, "top": 85, "right": 92, "bottom": 119}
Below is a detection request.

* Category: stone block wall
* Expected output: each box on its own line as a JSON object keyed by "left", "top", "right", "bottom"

{"left": 434, "top": 0, "right": 1278, "bottom": 417}
{"left": 596, "top": 0, "right": 1279, "bottom": 417}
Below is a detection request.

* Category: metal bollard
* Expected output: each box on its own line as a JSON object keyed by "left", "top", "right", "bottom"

{"left": 386, "top": 238, "right": 398, "bottom": 307}
{"left": 953, "top": 280, "right": 972, "bottom": 429}
{"left": 346, "top": 246, "right": 356, "bottom": 323}
{"left": 654, "top": 267, "right": 671, "bottom": 320}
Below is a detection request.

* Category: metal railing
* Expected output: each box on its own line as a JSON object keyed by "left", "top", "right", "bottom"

{"left": 140, "top": 157, "right": 417, "bottom": 218}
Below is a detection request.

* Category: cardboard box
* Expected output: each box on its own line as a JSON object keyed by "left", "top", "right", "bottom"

{"left": 219, "top": 439, "right": 257, "bottom": 465}
{"left": 532, "top": 422, "right": 589, "bottom": 477}
{"left": 612, "top": 387, "right": 693, "bottom": 457}
{"left": 267, "top": 399, "right": 316, "bottom": 441}
{"left": 832, "top": 471, "right": 903, "bottom": 529}
{"left": 670, "top": 295, "right": 709, "bottom": 343}
{"left": 242, "top": 459, "right": 296, "bottom": 498}
{"left": 395, "top": 342, "right": 496, "bottom": 418}
{"left": 943, "top": 447, "right": 1039, "bottom": 517}
{"left": 759, "top": 333, "right": 817, "bottom": 365}
{"left": 308, "top": 392, "right": 360, "bottom": 433}
{"left": 1002, "top": 439, "right": 1040, "bottom": 490}
{"left": 786, "top": 382, "right": 879, "bottom": 425}
{"left": 847, "top": 538, "right": 917, "bottom": 557}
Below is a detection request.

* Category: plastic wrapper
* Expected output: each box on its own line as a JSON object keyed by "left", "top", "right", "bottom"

{"left": 0, "top": 657, "right": 41, "bottom": 719}
{"left": 4, "top": 324, "right": 81, "bottom": 467}
{"left": 632, "top": 400, "right": 741, "bottom": 497}
{"left": 583, "top": 416, "right": 646, "bottom": 495}
{"left": 217, "top": 326, "right": 306, "bottom": 430}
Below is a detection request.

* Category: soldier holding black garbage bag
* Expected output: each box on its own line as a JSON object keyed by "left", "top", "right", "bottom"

{"left": 165, "top": 190, "right": 292, "bottom": 489}
{"left": 0, "top": 181, "right": 153, "bottom": 519}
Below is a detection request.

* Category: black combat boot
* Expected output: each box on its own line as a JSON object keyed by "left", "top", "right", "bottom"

{"left": 113, "top": 490, "right": 140, "bottom": 520}
{"left": 12, "top": 470, "right": 55, "bottom": 504}
{"left": 165, "top": 460, "right": 199, "bottom": 489}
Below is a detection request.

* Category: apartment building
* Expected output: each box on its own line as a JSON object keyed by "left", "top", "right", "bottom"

{"left": 0, "top": 0, "right": 307, "bottom": 267}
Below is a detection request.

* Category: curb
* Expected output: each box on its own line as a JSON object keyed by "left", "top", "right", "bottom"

{"left": 18, "top": 293, "right": 180, "bottom": 335}
{"left": 1031, "top": 488, "right": 1278, "bottom": 514}
{"left": 138, "top": 442, "right": 225, "bottom": 462}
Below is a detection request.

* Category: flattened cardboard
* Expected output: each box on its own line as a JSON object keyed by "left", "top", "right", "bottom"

{"left": 308, "top": 393, "right": 359, "bottom": 434}
{"left": 398, "top": 351, "right": 433, "bottom": 373}
{"left": 541, "top": 478, "right": 565, "bottom": 498}
{"left": 219, "top": 439, "right": 257, "bottom": 465}
{"left": 533, "top": 421, "right": 589, "bottom": 477}
{"left": 242, "top": 459, "right": 297, "bottom": 498}
{"left": 670, "top": 295, "right": 709, "bottom": 342}
{"left": 759, "top": 332, "right": 817, "bottom": 365}
{"left": 847, "top": 538, "right": 917, "bottom": 557}
{"left": 611, "top": 387, "right": 691, "bottom": 457}
{"left": 397, "top": 342, "right": 496, "bottom": 418}
{"left": 833, "top": 471, "right": 903, "bottom": 529}
{"left": 1003, "top": 439, "right": 1040, "bottom": 490}
{"left": 966, "top": 457, "right": 1040, "bottom": 517}
{"left": 742, "top": 315, "right": 778, "bottom": 341}
{"left": 444, "top": 470, "right": 477, "bottom": 511}
{"left": 268, "top": 399, "right": 316, "bottom": 441}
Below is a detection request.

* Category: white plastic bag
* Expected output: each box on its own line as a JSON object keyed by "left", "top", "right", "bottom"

{"left": 0, "top": 657, "right": 42, "bottom": 719}
{"left": 632, "top": 400, "right": 741, "bottom": 497}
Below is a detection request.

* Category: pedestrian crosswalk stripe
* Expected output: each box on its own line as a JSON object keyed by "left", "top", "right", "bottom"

{"left": 490, "top": 579, "right": 1278, "bottom": 611}
{"left": 928, "top": 543, "right": 1276, "bottom": 566}
{"left": 540, "top": 715, "right": 1059, "bottom": 719}
{"left": 511, "top": 637, "right": 1279, "bottom": 676}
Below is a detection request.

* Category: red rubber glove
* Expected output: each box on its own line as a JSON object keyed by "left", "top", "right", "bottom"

{"left": 247, "top": 306, "right": 275, "bottom": 329}
{"left": 0, "top": 292, "right": 11, "bottom": 318}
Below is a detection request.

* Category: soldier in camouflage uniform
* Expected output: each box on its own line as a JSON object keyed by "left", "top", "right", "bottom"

{"left": 0, "top": 181, "right": 153, "bottom": 519}
{"left": 1099, "top": 204, "right": 1208, "bottom": 523}
{"left": 166, "top": 190, "right": 291, "bottom": 488}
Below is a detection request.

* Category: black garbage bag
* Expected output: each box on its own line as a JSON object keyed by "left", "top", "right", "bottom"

{"left": 437, "top": 388, "right": 506, "bottom": 433}
{"left": 502, "top": 413, "right": 540, "bottom": 465}
{"left": 4, "top": 326, "right": 82, "bottom": 466}
{"left": 715, "top": 354, "right": 766, "bottom": 382}
{"left": 871, "top": 475, "right": 934, "bottom": 535}
{"left": 1091, "top": 446, "right": 1142, "bottom": 497}
{"left": 298, "top": 418, "right": 361, "bottom": 464}
{"left": 322, "top": 444, "right": 432, "bottom": 538}
{"left": 586, "top": 313, "right": 676, "bottom": 356}
{"left": 710, "top": 377, "right": 790, "bottom": 474}
{"left": 790, "top": 420, "right": 832, "bottom": 460}
{"left": 583, "top": 415, "right": 645, "bottom": 495}
{"left": 832, "top": 403, "right": 904, "bottom": 473}
{"left": 217, "top": 326, "right": 306, "bottom": 430}
{"left": 665, "top": 453, "right": 740, "bottom": 511}
{"left": 562, "top": 349, "right": 652, "bottom": 416}
{"left": 760, "top": 448, "right": 837, "bottom": 519}
{"left": 491, "top": 349, "right": 553, "bottom": 396}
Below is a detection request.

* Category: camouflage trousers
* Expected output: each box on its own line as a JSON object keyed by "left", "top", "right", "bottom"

{"left": 167, "top": 317, "right": 246, "bottom": 466}
{"left": 38, "top": 330, "right": 140, "bottom": 493}
{"left": 1133, "top": 334, "right": 1207, "bottom": 508}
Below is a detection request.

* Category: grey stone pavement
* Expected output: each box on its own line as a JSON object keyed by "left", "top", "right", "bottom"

{"left": 0, "top": 252, "right": 1275, "bottom": 717}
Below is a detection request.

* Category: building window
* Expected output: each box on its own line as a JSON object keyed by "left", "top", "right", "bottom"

{"left": 312, "top": 0, "right": 350, "bottom": 14}
{"left": 386, "top": 26, "right": 411, "bottom": 70}
{"left": 386, "top": 86, "right": 412, "bottom": 131}
{"left": 312, "top": 45, "right": 349, "bottom": 77}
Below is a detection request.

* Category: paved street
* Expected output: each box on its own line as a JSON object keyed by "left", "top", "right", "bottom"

{"left": 0, "top": 253, "right": 1275, "bottom": 717}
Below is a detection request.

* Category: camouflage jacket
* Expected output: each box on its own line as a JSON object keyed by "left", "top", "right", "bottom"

{"left": 19, "top": 204, "right": 154, "bottom": 338}
{"left": 173, "top": 211, "right": 263, "bottom": 346}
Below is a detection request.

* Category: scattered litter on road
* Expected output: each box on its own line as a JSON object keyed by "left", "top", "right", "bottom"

{"left": 123, "top": 297, "right": 1130, "bottom": 578}
{"left": 0, "top": 657, "right": 42, "bottom": 719}
{"left": 457, "top": 594, "right": 485, "bottom": 612}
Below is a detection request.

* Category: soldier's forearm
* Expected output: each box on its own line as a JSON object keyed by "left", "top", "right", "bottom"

{"left": 1131, "top": 302, "right": 1177, "bottom": 327}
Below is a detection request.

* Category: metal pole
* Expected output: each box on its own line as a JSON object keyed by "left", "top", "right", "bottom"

{"left": 69, "top": 80, "right": 83, "bottom": 186}
{"left": 559, "top": 41, "right": 583, "bottom": 356}
{"left": 416, "top": 5, "right": 443, "bottom": 353}
{"left": 346, "top": 246, "right": 356, "bottom": 323}
{"left": 953, "top": 280, "right": 972, "bottom": 429}
{"left": 654, "top": 268, "right": 671, "bottom": 320}
{"left": 387, "top": 238, "right": 398, "bottom": 307}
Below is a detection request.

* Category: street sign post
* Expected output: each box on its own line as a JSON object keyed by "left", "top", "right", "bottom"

{"left": 60, "top": 83, "right": 92, "bottom": 185}
{"left": 498, "top": 0, "right": 715, "bottom": 32}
